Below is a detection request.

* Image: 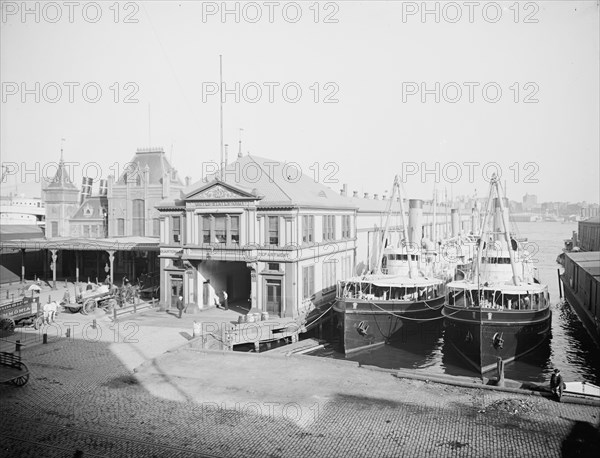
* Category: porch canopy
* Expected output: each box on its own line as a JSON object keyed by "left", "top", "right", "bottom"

{"left": 0, "top": 236, "right": 160, "bottom": 287}
{"left": 0, "top": 236, "right": 160, "bottom": 252}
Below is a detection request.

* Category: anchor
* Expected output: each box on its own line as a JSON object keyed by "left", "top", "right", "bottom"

{"left": 356, "top": 321, "right": 369, "bottom": 336}
{"left": 492, "top": 332, "right": 504, "bottom": 349}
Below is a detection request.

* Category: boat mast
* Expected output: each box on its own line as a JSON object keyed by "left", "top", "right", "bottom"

{"left": 397, "top": 179, "right": 415, "bottom": 278}
{"left": 474, "top": 178, "right": 496, "bottom": 284}
{"left": 432, "top": 187, "right": 437, "bottom": 245}
{"left": 374, "top": 175, "right": 399, "bottom": 274}
{"left": 493, "top": 177, "right": 520, "bottom": 286}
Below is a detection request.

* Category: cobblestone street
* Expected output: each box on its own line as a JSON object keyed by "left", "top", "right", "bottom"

{"left": 1, "top": 310, "right": 598, "bottom": 457}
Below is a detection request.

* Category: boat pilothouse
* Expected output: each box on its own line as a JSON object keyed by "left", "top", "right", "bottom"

{"left": 442, "top": 174, "right": 552, "bottom": 375}
{"left": 334, "top": 176, "right": 450, "bottom": 354}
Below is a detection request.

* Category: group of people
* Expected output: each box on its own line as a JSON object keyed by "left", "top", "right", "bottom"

{"left": 174, "top": 290, "right": 228, "bottom": 319}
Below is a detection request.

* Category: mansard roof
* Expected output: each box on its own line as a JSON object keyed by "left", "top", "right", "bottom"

{"left": 115, "top": 147, "right": 184, "bottom": 187}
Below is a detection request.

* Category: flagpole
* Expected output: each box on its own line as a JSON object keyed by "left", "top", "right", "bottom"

{"left": 219, "top": 55, "right": 224, "bottom": 180}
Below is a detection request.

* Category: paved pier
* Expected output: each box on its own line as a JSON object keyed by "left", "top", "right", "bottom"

{"left": 1, "top": 296, "right": 598, "bottom": 457}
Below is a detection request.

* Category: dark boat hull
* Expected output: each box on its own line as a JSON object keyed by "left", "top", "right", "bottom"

{"left": 442, "top": 306, "right": 552, "bottom": 374}
{"left": 333, "top": 297, "right": 445, "bottom": 354}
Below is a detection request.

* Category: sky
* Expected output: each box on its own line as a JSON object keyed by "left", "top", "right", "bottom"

{"left": 1, "top": 0, "right": 599, "bottom": 204}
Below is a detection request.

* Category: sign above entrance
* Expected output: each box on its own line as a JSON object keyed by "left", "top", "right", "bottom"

{"left": 190, "top": 201, "right": 252, "bottom": 208}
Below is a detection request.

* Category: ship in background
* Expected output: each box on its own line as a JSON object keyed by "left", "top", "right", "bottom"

{"left": 442, "top": 175, "right": 552, "bottom": 375}
{"left": 1, "top": 165, "right": 46, "bottom": 231}
{"left": 0, "top": 196, "right": 45, "bottom": 228}
{"left": 557, "top": 216, "right": 600, "bottom": 346}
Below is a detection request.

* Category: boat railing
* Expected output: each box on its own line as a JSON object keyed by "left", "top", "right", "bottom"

{"left": 448, "top": 289, "right": 551, "bottom": 311}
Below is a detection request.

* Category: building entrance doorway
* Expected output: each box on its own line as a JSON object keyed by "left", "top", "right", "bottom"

{"left": 170, "top": 275, "right": 183, "bottom": 308}
{"left": 266, "top": 279, "right": 282, "bottom": 317}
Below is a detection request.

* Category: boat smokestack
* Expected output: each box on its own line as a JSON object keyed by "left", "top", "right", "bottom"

{"left": 451, "top": 209, "right": 460, "bottom": 237}
{"left": 493, "top": 197, "right": 510, "bottom": 241}
{"left": 80, "top": 177, "right": 93, "bottom": 203}
{"left": 408, "top": 199, "right": 424, "bottom": 246}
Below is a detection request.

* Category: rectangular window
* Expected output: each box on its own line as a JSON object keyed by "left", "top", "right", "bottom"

{"left": 342, "top": 215, "right": 351, "bottom": 239}
{"left": 268, "top": 216, "right": 279, "bottom": 245}
{"left": 268, "top": 263, "right": 280, "bottom": 271}
{"left": 323, "top": 215, "right": 336, "bottom": 241}
{"left": 303, "top": 265, "right": 315, "bottom": 299}
{"left": 51, "top": 221, "right": 58, "bottom": 237}
{"left": 132, "top": 199, "right": 145, "bottom": 236}
{"left": 215, "top": 216, "right": 226, "bottom": 243}
{"left": 117, "top": 219, "right": 125, "bottom": 236}
{"left": 230, "top": 215, "right": 240, "bottom": 244}
{"left": 153, "top": 218, "right": 160, "bottom": 237}
{"left": 172, "top": 216, "right": 181, "bottom": 243}
{"left": 330, "top": 215, "right": 336, "bottom": 240}
{"left": 303, "top": 215, "right": 314, "bottom": 243}
{"left": 83, "top": 225, "right": 90, "bottom": 238}
{"left": 202, "top": 216, "right": 211, "bottom": 244}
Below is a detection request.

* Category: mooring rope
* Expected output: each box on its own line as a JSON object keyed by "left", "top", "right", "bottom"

{"left": 365, "top": 298, "right": 463, "bottom": 321}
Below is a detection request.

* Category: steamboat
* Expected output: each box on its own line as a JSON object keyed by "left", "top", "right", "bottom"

{"left": 334, "top": 176, "right": 451, "bottom": 354}
{"left": 442, "top": 175, "right": 552, "bottom": 375}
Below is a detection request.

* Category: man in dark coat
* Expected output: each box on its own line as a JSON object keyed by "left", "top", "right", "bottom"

{"left": 550, "top": 368, "right": 565, "bottom": 399}
{"left": 176, "top": 295, "right": 184, "bottom": 319}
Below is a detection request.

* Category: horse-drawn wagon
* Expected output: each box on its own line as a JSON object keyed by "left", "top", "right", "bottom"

{"left": 0, "top": 296, "right": 44, "bottom": 336}
{"left": 62, "top": 285, "right": 118, "bottom": 315}
{"left": 62, "top": 282, "right": 139, "bottom": 315}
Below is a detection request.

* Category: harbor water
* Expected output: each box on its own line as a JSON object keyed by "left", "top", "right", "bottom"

{"left": 313, "top": 222, "right": 600, "bottom": 385}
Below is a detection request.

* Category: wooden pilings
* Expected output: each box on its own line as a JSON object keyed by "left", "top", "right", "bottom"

{"left": 557, "top": 269, "right": 563, "bottom": 299}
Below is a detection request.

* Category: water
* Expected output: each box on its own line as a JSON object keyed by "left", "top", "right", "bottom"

{"left": 314, "top": 222, "right": 600, "bottom": 385}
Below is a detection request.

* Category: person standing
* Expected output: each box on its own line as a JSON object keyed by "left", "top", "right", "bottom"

{"left": 48, "top": 300, "right": 57, "bottom": 323}
{"left": 222, "top": 291, "right": 229, "bottom": 310}
{"left": 176, "top": 295, "right": 184, "bottom": 319}
{"left": 550, "top": 368, "right": 565, "bottom": 400}
{"left": 43, "top": 297, "right": 52, "bottom": 325}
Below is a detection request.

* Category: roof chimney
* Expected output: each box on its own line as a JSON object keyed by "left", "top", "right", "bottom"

{"left": 185, "top": 176, "right": 191, "bottom": 187}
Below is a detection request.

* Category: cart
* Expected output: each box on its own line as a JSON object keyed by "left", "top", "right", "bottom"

{"left": 62, "top": 285, "right": 119, "bottom": 315}
{"left": 0, "top": 351, "right": 30, "bottom": 387}
{"left": 0, "top": 296, "right": 44, "bottom": 336}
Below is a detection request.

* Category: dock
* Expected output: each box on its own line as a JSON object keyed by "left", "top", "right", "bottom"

{"left": 188, "top": 317, "right": 304, "bottom": 352}
{"left": 266, "top": 337, "right": 325, "bottom": 355}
